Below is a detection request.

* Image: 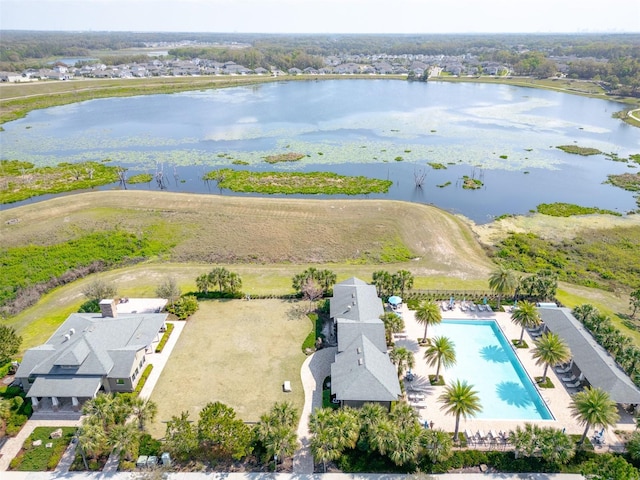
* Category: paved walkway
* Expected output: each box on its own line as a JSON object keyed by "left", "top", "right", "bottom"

{"left": 293, "top": 347, "right": 336, "bottom": 474}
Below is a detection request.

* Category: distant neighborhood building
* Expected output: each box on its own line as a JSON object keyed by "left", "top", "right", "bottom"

{"left": 15, "top": 298, "right": 168, "bottom": 413}
{"left": 330, "top": 277, "right": 401, "bottom": 409}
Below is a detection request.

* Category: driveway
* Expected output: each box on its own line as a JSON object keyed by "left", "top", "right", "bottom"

{"left": 293, "top": 347, "right": 336, "bottom": 474}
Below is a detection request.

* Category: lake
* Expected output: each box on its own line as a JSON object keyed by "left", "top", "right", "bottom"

{"left": 1, "top": 79, "right": 638, "bottom": 223}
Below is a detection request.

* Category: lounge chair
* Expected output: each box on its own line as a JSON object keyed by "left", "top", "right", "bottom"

{"left": 464, "top": 429, "right": 475, "bottom": 445}
{"left": 485, "top": 304, "right": 493, "bottom": 312}
{"left": 468, "top": 303, "right": 476, "bottom": 311}
{"left": 565, "top": 380, "right": 582, "bottom": 388}
{"left": 562, "top": 374, "right": 577, "bottom": 382}
{"left": 556, "top": 364, "right": 573, "bottom": 374}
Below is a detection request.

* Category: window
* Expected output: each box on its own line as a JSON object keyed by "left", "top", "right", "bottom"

{"left": 116, "top": 379, "right": 125, "bottom": 385}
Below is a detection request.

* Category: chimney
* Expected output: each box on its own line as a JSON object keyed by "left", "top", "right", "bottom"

{"left": 99, "top": 299, "right": 117, "bottom": 318}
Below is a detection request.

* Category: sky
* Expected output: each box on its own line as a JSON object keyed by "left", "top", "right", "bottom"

{"left": 1, "top": 0, "right": 639, "bottom": 34}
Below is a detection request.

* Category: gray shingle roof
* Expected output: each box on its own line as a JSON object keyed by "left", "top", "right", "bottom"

{"left": 27, "top": 376, "right": 102, "bottom": 398}
{"left": 331, "top": 334, "right": 401, "bottom": 401}
{"left": 331, "top": 277, "right": 384, "bottom": 324}
{"left": 16, "top": 311, "right": 166, "bottom": 397}
{"left": 539, "top": 307, "right": 640, "bottom": 404}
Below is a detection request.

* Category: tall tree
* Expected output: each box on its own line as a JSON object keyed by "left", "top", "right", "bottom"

{"left": 255, "top": 402, "right": 299, "bottom": 469}
{"left": 424, "top": 336, "right": 457, "bottom": 383}
{"left": 380, "top": 311, "right": 404, "bottom": 345}
{"left": 389, "top": 346, "right": 415, "bottom": 378}
{"left": 394, "top": 270, "right": 414, "bottom": 298}
{"left": 572, "top": 304, "right": 599, "bottom": 323}
{"left": 371, "top": 270, "right": 393, "bottom": 298}
{"left": 510, "top": 300, "right": 542, "bottom": 345}
{"left": 532, "top": 332, "right": 571, "bottom": 383}
{"left": 107, "top": 423, "right": 139, "bottom": 461}
{"left": 130, "top": 397, "right": 158, "bottom": 431}
{"left": 488, "top": 265, "right": 518, "bottom": 309}
{"left": 630, "top": 289, "right": 640, "bottom": 319}
{"left": 0, "top": 325, "right": 21, "bottom": 365}
{"left": 438, "top": 379, "right": 482, "bottom": 440}
{"left": 420, "top": 428, "right": 453, "bottom": 464}
{"left": 308, "top": 407, "right": 358, "bottom": 472}
{"left": 414, "top": 300, "right": 442, "bottom": 343}
{"left": 77, "top": 419, "right": 107, "bottom": 469}
{"left": 164, "top": 411, "right": 198, "bottom": 462}
{"left": 156, "top": 276, "right": 181, "bottom": 305}
{"left": 197, "top": 401, "right": 253, "bottom": 461}
{"left": 570, "top": 387, "right": 620, "bottom": 445}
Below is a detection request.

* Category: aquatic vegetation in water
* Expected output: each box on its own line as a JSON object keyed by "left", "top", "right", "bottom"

{"left": 264, "top": 152, "right": 306, "bottom": 163}
{"left": 428, "top": 162, "right": 447, "bottom": 170}
{"left": 536, "top": 203, "right": 621, "bottom": 217}
{"left": 127, "top": 173, "right": 153, "bottom": 184}
{"left": 202, "top": 169, "right": 392, "bottom": 195}
{"left": 0, "top": 160, "right": 120, "bottom": 204}
{"left": 556, "top": 145, "right": 602, "bottom": 156}
{"left": 437, "top": 181, "right": 452, "bottom": 188}
{"left": 462, "top": 176, "right": 483, "bottom": 190}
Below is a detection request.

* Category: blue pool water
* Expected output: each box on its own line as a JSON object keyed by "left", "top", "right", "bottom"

{"left": 430, "top": 319, "right": 553, "bottom": 421}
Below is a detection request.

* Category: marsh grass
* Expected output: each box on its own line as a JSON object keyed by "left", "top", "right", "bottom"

{"left": 203, "top": 169, "right": 393, "bottom": 195}
{"left": 0, "top": 160, "right": 119, "bottom": 204}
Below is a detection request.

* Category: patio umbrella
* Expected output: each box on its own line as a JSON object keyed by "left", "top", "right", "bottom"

{"left": 388, "top": 296, "right": 402, "bottom": 305}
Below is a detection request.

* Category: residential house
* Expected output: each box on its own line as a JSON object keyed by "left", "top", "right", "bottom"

{"left": 330, "top": 278, "right": 401, "bottom": 409}
{"left": 15, "top": 299, "right": 167, "bottom": 413}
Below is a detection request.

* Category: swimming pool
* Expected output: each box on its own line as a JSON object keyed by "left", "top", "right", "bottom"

{"left": 430, "top": 319, "right": 554, "bottom": 421}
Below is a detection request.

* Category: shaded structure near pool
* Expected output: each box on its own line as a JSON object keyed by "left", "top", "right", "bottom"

{"left": 538, "top": 306, "right": 640, "bottom": 407}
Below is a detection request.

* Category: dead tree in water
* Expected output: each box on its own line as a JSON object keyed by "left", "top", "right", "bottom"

{"left": 117, "top": 167, "right": 127, "bottom": 189}
{"left": 414, "top": 167, "right": 427, "bottom": 188}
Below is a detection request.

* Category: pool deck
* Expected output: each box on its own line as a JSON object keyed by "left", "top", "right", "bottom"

{"left": 394, "top": 303, "right": 637, "bottom": 450}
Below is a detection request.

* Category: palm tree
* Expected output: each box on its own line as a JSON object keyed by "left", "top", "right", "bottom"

{"left": 389, "top": 346, "right": 415, "bottom": 378}
{"left": 420, "top": 428, "right": 453, "bottom": 464}
{"left": 488, "top": 265, "right": 518, "bottom": 309}
{"left": 424, "top": 336, "right": 456, "bottom": 383}
{"left": 77, "top": 420, "right": 107, "bottom": 469}
{"left": 414, "top": 300, "right": 442, "bottom": 343}
{"left": 538, "top": 427, "right": 576, "bottom": 465}
{"left": 572, "top": 304, "right": 599, "bottom": 323}
{"left": 130, "top": 397, "right": 158, "bottom": 431}
{"left": 570, "top": 387, "right": 620, "bottom": 445}
{"left": 395, "top": 270, "right": 414, "bottom": 298}
{"left": 438, "top": 379, "right": 482, "bottom": 440}
{"left": 380, "top": 312, "right": 404, "bottom": 345}
{"left": 107, "top": 422, "right": 139, "bottom": 461}
{"left": 511, "top": 300, "right": 542, "bottom": 345}
{"left": 308, "top": 407, "right": 358, "bottom": 472}
{"left": 532, "top": 332, "right": 571, "bottom": 383}
{"left": 357, "top": 403, "right": 387, "bottom": 451}
{"left": 82, "top": 394, "right": 116, "bottom": 431}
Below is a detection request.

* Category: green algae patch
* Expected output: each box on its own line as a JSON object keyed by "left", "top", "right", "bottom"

{"left": 203, "top": 169, "right": 393, "bottom": 195}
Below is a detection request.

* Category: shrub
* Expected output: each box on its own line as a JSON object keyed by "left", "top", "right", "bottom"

{"left": 166, "top": 295, "right": 199, "bottom": 320}
{"left": 155, "top": 323, "right": 174, "bottom": 353}
{"left": 134, "top": 365, "right": 154, "bottom": 396}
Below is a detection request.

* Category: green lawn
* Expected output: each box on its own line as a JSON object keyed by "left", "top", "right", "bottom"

{"left": 147, "top": 299, "right": 310, "bottom": 438}
{"left": 10, "top": 426, "right": 75, "bottom": 471}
